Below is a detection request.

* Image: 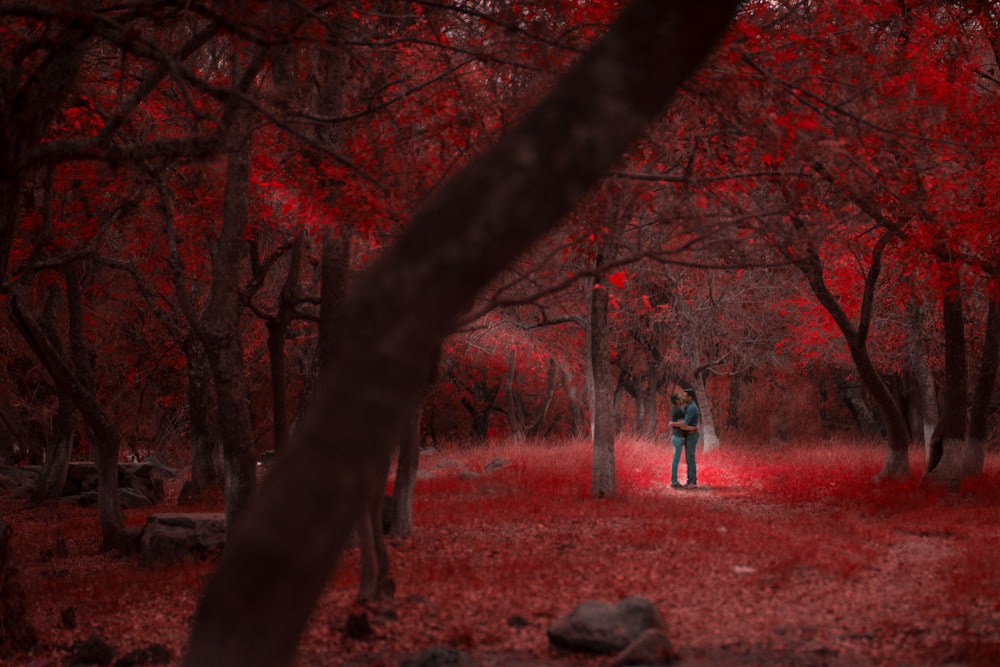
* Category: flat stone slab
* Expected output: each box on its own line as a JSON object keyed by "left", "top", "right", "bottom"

{"left": 140, "top": 512, "right": 226, "bottom": 568}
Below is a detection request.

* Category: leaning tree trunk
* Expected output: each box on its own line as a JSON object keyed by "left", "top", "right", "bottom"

{"left": 925, "top": 288, "right": 968, "bottom": 489}
{"left": 182, "top": 4, "right": 740, "bottom": 665}
{"left": 8, "top": 289, "right": 126, "bottom": 550}
{"left": 794, "top": 241, "right": 911, "bottom": 480}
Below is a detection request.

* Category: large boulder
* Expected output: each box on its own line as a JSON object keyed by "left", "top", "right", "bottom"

{"left": 547, "top": 596, "right": 666, "bottom": 655}
{"left": 140, "top": 513, "right": 226, "bottom": 568}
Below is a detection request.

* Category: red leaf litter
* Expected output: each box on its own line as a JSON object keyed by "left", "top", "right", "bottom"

{"left": 4, "top": 437, "right": 1000, "bottom": 666}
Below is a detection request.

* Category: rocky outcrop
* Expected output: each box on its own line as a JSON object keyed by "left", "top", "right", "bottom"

{"left": 0, "top": 461, "right": 174, "bottom": 508}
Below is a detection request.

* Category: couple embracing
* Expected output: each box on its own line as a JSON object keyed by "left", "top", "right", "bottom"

{"left": 668, "top": 389, "right": 700, "bottom": 488}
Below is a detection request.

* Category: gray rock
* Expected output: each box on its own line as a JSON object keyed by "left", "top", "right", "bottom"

{"left": 0, "top": 461, "right": 174, "bottom": 507}
{"left": 140, "top": 513, "right": 226, "bottom": 568}
{"left": 610, "top": 628, "right": 678, "bottom": 666}
{"left": 547, "top": 596, "right": 666, "bottom": 654}
{"left": 399, "top": 645, "right": 477, "bottom": 667}
{"left": 483, "top": 457, "right": 512, "bottom": 472}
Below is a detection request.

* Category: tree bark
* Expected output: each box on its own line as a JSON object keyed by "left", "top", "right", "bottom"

{"left": 526, "top": 358, "right": 558, "bottom": 438}
{"left": 906, "top": 296, "right": 937, "bottom": 457}
{"left": 727, "top": 371, "right": 745, "bottom": 430}
{"left": 793, "top": 237, "right": 910, "bottom": 480}
{"left": 202, "top": 127, "right": 256, "bottom": 530}
{"left": 925, "top": 288, "right": 968, "bottom": 489}
{"left": 694, "top": 371, "right": 720, "bottom": 452}
{"left": 266, "top": 233, "right": 304, "bottom": 452}
{"left": 8, "top": 289, "right": 126, "bottom": 550}
{"left": 965, "top": 294, "right": 1000, "bottom": 477}
{"left": 641, "top": 360, "right": 659, "bottom": 440}
{"left": 589, "top": 274, "right": 616, "bottom": 498}
{"left": 182, "top": 336, "right": 222, "bottom": 502}
{"left": 182, "top": 3, "right": 740, "bottom": 664}
{"left": 389, "top": 405, "right": 421, "bottom": 538}
{"left": 504, "top": 354, "right": 526, "bottom": 439}
{"left": 31, "top": 287, "right": 72, "bottom": 503}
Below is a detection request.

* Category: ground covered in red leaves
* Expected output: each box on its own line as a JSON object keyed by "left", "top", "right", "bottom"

{"left": 3, "top": 438, "right": 1000, "bottom": 666}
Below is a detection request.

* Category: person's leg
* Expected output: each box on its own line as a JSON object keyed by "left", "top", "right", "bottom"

{"left": 671, "top": 436, "right": 683, "bottom": 486}
{"left": 685, "top": 432, "right": 700, "bottom": 485}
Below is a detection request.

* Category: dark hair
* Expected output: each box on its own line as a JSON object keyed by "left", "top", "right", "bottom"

{"left": 684, "top": 388, "right": 696, "bottom": 400}
{"left": 670, "top": 392, "right": 682, "bottom": 405}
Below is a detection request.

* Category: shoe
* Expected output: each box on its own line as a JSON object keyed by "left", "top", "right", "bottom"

{"left": 687, "top": 482, "right": 697, "bottom": 488}
{"left": 671, "top": 482, "right": 681, "bottom": 488}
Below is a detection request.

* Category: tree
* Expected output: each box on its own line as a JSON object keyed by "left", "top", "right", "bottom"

{"left": 181, "top": 2, "right": 741, "bottom": 665}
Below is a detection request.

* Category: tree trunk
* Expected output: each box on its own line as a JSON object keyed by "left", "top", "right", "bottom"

{"left": 906, "top": 296, "right": 937, "bottom": 457}
{"left": 8, "top": 289, "right": 126, "bottom": 550}
{"left": 504, "top": 354, "right": 526, "bottom": 439}
{"left": 794, "top": 247, "right": 910, "bottom": 480}
{"left": 267, "top": 233, "right": 304, "bottom": 453}
{"left": 183, "top": 4, "right": 740, "bottom": 664}
{"left": 31, "top": 391, "right": 73, "bottom": 504}
{"left": 839, "top": 380, "right": 880, "bottom": 435}
{"left": 525, "top": 358, "right": 557, "bottom": 438}
{"left": 562, "top": 368, "right": 586, "bottom": 437}
{"left": 389, "top": 405, "right": 421, "bottom": 538}
{"left": 641, "top": 360, "right": 659, "bottom": 439}
{"left": 693, "top": 372, "right": 720, "bottom": 452}
{"left": 182, "top": 336, "right": 222, "bottom": 502}
{"left": 202, "top": 127, "right": 256, "bottom": 530}
{"left": 64, "top": 261, "right": 129, "bottom": 549}
{"left": 727, "top": 371, "right": 745, "bottom": 430}
{"left": 925, "top": 288, "right": 968, "bottom": 489}
{"left": 965, "top": 294, "right": 1000, "bottom": 477}
{"left": 589, "top": 276, "right": 616, "bottom": 498}
{"left": 31, "top": 287, "right": 72, "bottom": 504}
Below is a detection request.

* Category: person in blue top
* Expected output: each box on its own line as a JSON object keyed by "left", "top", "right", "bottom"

{"left": 668, "top": 388, "right": 700, "bottom": 488}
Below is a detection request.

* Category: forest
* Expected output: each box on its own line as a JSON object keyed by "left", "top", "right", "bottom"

{"left": 1, "top": 0, "right": 999, "bottom": 666}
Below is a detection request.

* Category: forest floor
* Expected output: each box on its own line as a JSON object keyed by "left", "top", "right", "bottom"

{"left": 3, "top": 437, "right": 1000, "bottom": 667}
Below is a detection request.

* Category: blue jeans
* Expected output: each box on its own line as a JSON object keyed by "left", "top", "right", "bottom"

{"left": 671, "top": 433, "right": 698, "bottom": 485}
{"left": 670, "top": 435, "right": 684, "bottom": 485}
